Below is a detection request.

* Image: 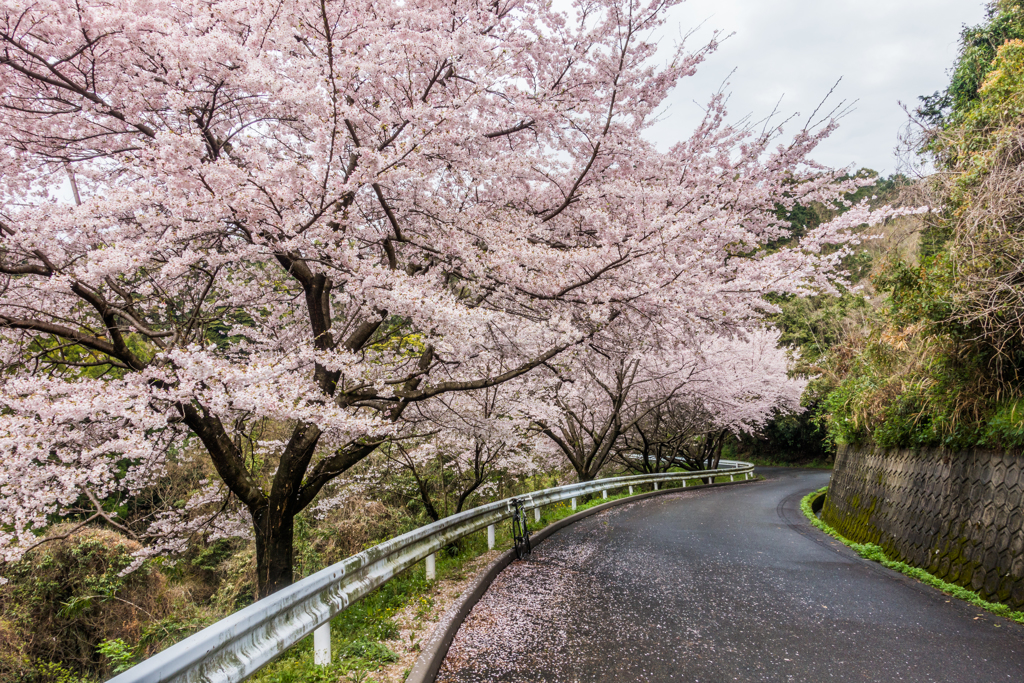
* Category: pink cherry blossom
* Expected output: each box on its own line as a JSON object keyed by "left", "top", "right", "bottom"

{"left": 0, "top": 0, "right": 906, "bottom": 594}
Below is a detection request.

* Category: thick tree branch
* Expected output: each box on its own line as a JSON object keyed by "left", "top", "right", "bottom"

{"left": 0, "top": 316, "right": 118, "bottom": 358}
{"left": 398, "top": 342, "right": 570, "bottom": 401}
{"left": 0, "top": 43, "right": 157, "bottom": 138}
{"left": 179, "top": 402, "right": 265, "bottom": 510}
{"left": 294, "top": 439, "right": 384, "bottom": 511}
{"left": 483, "top": 119, "right": 535, "bottom": 139}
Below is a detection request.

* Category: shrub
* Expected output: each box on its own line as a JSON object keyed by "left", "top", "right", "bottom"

{"left": 0, "top": 528, "right": 170, "bottom": 681}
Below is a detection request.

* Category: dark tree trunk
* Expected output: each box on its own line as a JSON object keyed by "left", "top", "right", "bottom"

{"left": 253, "top": 507, "right": 296, "bottom": 600}
{"left": 455, "top": 479, "right": 484, "bottom": 514}
{"left": 699, "top": 430, "right": 728, "bottom": 484}
{"left": 702, "top": 444, "right": 715, "bottom": 485}
{"left": 412, "top": 468, "right": 441, "bottom": 522}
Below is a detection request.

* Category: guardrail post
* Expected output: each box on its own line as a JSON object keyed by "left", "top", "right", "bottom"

{"left": 602, "top": 490, "right": 607, "bottom": 499}
{"left": 425, "top": 553, "right": 436, "bottom": 580}
{"left": 534, "top": 507, "right": 540, "bottom": 523}
{"left": 628, "top": 485, "right": 633, "bottom": 495}
{"left": 571, "top": 497, "right": 577, "bottom": 510}
{"left": 730, "top": 474, "right": 735, "bottom": 482}
{"left": 487, "top": 524, "right": 495, "bottom": 549}
{"left": 313, "top": 623, "right": 331, "bottom": 666}
{"left": 653, "top": 482, "right": 659, "bottom": 491}
{"left": 745, "top": 471, "right": 751, "bottom": 480}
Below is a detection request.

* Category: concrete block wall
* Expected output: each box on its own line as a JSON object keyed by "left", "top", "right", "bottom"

{"left": 822, "top": 445, "right": 1024, "bottom": 608}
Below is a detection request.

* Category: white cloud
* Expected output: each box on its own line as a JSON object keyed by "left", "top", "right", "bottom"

{"left": 646, "top": 0, "right": 989, "bottom": 174}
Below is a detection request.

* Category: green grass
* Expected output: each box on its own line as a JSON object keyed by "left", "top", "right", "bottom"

{"left": 712, "top": 473, "right": 753, "bottom": 483}
{"left": 249, "top": 477, "right": 748, "bottom": 682}
{"left": 800, "top": 487, "right": 1024, "bottom": 625}
{"left": 744, "top": 456, "right": 834, "bottom": 469}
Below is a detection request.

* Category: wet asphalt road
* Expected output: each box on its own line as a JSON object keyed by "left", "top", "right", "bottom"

{"left": 437, "top": 468, "right": 1024, "bottom": 682}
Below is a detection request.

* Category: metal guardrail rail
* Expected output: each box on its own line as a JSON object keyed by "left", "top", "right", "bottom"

{"left": 109, "top": 460, "right": 755, "bottom": 683}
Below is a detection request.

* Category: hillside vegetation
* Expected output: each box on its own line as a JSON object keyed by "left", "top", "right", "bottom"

{"left": 817, "top": 1, "right": 1024, "bottom": 451}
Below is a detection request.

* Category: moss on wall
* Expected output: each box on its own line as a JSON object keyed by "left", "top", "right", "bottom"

{"left": 823, "top": 445, "right": 1024, "bottom": 607}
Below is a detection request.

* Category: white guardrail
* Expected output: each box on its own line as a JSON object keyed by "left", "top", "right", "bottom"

{"left": 109, "top": 460, "right": 755, "bottom": 683}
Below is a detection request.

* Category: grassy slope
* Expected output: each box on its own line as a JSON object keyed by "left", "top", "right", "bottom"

{"left": 742, "top": 456, "right": 834, "bottom": 469}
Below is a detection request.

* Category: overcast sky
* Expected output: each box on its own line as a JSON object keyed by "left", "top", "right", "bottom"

{"left": 644, "top": 0, "right": 988, "bottom": 175}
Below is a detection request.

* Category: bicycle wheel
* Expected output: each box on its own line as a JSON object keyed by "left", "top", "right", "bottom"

{"left": 512, "top": 510, "right": 531, "bottom": 559}
{"left": 519, "top": 524, "right": 531, "bottom": 558}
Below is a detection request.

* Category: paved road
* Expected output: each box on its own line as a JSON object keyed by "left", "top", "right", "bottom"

{"left": 436, "top": 468, "right": 1024, "bottom": 682}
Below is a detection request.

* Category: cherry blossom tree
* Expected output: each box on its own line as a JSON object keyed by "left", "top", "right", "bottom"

{"left": 532, "top": 318, "right": 708, "bottom": 481}
{"left": 372, "top": 378, "right": 552, "bottom": 521}
{"left": 621, "top": 328, "right": 806, "bottom": 475}
{"left": 0, "top": 0, "right": 900, "bottom": 596}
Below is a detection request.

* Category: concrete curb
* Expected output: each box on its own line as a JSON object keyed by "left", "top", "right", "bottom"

{"left": 405, "top": 476, "right": 758, "bottom": 683}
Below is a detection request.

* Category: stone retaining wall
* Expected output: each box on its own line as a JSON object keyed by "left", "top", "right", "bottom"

{"left": 823, "top": 445, "right": 1024, "bottom": 608}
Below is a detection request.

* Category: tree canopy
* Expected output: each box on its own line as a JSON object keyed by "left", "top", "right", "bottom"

{"left": 0, "top": 0, "right": 899, "bottom": 596}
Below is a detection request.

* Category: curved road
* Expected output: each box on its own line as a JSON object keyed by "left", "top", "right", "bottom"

{"left": 436, "top": 468, "right": 1024, "bottom": 682}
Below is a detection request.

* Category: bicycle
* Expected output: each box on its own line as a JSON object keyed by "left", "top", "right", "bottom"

{"left": 509, "top": 497, "right": 531, "bottom": 559}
